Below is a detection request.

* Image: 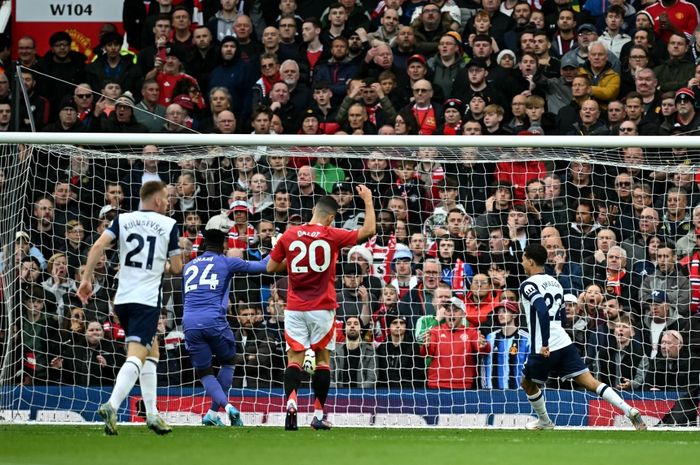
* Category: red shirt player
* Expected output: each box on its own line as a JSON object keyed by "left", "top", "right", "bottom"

{"left": 267, "top": 186, "right": 376, "bottom": 431}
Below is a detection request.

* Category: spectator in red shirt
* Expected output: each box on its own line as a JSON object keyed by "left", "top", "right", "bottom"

{"left": 422, "top": 297, "right": 490, "bottom": 389}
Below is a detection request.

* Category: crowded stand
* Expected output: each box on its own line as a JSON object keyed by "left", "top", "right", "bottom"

{"left": 2, "top": 0, "right": 700, "bottom": 426}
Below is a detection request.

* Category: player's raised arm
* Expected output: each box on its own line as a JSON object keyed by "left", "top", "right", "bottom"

{"left": 76, "top": 231, "right": 114, "bottom": 304}
{"left": 230, "top": 254, "right": 271, "bottom": 274}
{"left": 356, "top": 184, "right": 376, "bottom": 242}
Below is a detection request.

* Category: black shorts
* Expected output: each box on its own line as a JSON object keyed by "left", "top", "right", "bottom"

{"left": 523, "top": 344, "right": 589, "bottom": 385}
{"left": 114, "top": 303, "right": 160, "bottom": 350}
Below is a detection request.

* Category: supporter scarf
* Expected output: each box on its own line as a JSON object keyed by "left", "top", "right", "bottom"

{"left": 606, "top": 270, "right": 626, "bottom": 296}
{"left": 366, "top": 233, "right": 397, "bottom": 283}
{"left": 442, "top": 122, "right": 462, "bottom": 135}
{"left": 366, "top": 104, "right": 379, "bottom": 126}
{"left": 190, "top": 231, "right": 204, "bottom": 259}
{"left": 452, "top": 258, "right": 466, "bottom": 295}
{"left": 372, "top": 303, "right": 389, "bottom": 344}
{"left": 262, "top": 73, "right": 280, "bottom": 95}
{"left": 228, "top": 224, "right": 257, "bottom": 249}
{"left": 689, "top": 252, "right": 700, "bottom": 315}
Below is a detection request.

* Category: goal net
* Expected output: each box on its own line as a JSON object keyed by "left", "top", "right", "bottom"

{"left": 1, "top": 133, "right": 699, "bottom": 428}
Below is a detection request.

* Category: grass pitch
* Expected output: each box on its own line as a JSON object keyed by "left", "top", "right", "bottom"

{"left": 1, "top": 425, "right": 698, "bottom": 465}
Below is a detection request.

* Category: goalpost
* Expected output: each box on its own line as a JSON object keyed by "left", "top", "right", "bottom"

{"left": 0, "top": 133, "right": 699, "bottom": 428}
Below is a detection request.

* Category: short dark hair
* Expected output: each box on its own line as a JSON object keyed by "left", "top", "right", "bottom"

{"left": 140, "top": 181, "right": 167, "bottom": 201}
{"left": 203, "top": 228, "right": 226, "bottom": 252}
{"left": 315, "top": 195, "right": 339, "bottom": 216}
{"left": 524, "top": 243, "right": 548, "bottom": 266}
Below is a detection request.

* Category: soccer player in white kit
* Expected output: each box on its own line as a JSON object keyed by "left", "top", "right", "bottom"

{"left": 77, "top": 181, "right": 183, "bottom": 435}
{"left": 519, "top": 243, "right": 646, "bottom": 430}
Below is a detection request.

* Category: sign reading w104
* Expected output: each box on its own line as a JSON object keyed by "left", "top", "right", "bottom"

{"left": 15, "top": 0, "right": 122, "bottom": 22}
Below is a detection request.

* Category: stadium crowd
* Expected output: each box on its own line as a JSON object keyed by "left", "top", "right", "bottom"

{"left": 2, "top": 0, "right": 700, "bottom": 424}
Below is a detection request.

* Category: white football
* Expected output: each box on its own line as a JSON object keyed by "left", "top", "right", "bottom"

{"left": 303, "top": 349, "right": 316, "bottom": 375}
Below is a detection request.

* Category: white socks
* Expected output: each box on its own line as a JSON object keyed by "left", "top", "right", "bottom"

{"left": 140, "top": 357, "right": 159, "bottom": 416}
{"left": 527, "top": 390, "right": 552, "bottom": 423}
{"left": 109, "top": 356, "right": 142, "bottom": 410}
{"left": 596, "top": 383, "right": 632, "bottom": 415}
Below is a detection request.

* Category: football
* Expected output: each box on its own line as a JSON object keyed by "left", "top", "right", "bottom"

{"left": 303, "top": 349, "right": 316, "bottom": 375}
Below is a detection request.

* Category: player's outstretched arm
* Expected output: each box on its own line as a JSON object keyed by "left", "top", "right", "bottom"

{"left": 76, "top": 232, "right": 113, "bottom": 304}
{"left": 266, "top": 258, "right": 287, "bottom": 273}
{"left": 230, "top": 255, "right": 271, "bottom": 274}
{"left": 356, "top": 184, "right": 376, "bottom": 242}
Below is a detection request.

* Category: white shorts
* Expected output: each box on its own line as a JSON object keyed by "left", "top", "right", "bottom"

{"left": 284, "top": 309, "right": 336, "bottom": 352}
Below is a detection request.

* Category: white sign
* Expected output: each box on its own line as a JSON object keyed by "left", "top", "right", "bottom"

{"left": 15, "top": 0, "right": 122, "bottom": 22}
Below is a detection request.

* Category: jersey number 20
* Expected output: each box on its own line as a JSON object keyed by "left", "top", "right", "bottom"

{"left": 289, "top": 239, "right": 331, "bottom": 273}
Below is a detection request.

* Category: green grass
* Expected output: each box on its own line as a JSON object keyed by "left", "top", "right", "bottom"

{"left": 1, "top": 425, "right": 698, "bottom": 465}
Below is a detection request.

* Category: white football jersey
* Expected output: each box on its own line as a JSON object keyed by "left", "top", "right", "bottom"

{"left": 519, "top": 273, "right": 572, "bottom": 353}
{"left": 106, "top": 211, "right": 180, "bottom": 307}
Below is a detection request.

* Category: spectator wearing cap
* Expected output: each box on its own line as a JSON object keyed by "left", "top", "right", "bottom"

{"left": 314, "top": 37, "right": 361, "bottom": 106}
{"left": 428, "top": 32, "right": 467, "bottom": 99}
{"left": 100, "top": 91, "right": 150, "bottom": 133}
{"left": 85, "top": 31, "right": 142, "bottom": 97}
{"left": 481, "top": 299, "right": 530, "bottom": 389}
{"left": 336, "top": 261, "right": 377, "bottom": 324}
{"left": 659, "top": 87, "right": 700, "bottom": 134}
{"left": 561, "top": 23, "right": 622, "bottom": 74}
{"left": 35, "top": 31, "right": 87, "bottom": 120}
{"left": 389, "top": 245, "right": 419, "bottom": 299}
{"left": 330, "top": 182, "right": 365, "bottom": 230}
{"left": 376, "top": 313, "right": 425, "bottom": 388}
{"left": 421, "top": 296, "right": 491, "bottom": 389}
{"left": 535, "top": 52, "right": 578, "bottom": 114}
{"left": 13, "top": 231, "right": 47, "bottom": 272}
{"left": 146, "top": 41, "right": 200, "bottom": 107}
{"left": 397, "top": 52, "right": 432, "bottom": 100}
{"left": 434, "top": 98, "right": 464, "bottom": 134}
{"left": 41, "top": 96, "right": 82, "bottom": 132}
{"left": 453, "top": 57, "right": 506, "bottom": 111}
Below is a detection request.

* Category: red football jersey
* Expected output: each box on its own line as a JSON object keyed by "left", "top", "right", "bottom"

{"left": 270, "top": 224, "right": 359, "bottom": 311}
